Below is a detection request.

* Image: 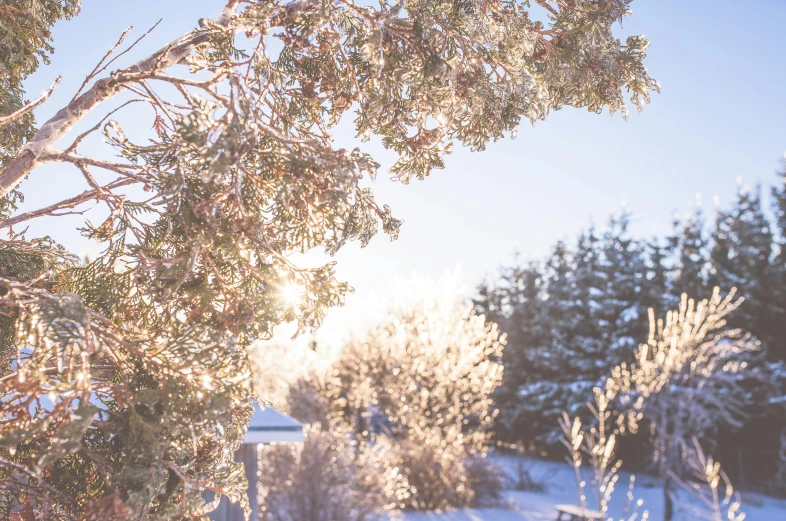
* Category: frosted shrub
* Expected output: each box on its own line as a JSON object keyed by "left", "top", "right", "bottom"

{"left": 560, "top": 387, "right": 648, "bottom": 521}
{"left": 670, "top": 438, "right": 746, "bottom": 521}
{"left": 258, "top": 423, "right": 399, "bottom": 521}
{"left": 379, "top": 431, "right": 504, "bottom": 510}
{"left": 464, "top": 455, "right": 507, "bottom": 506}
{"left": 330, "top": 295, "right": 505, "bottom": 510}
{"left": 609, "top": 288, "right": 771, "bottom": 521}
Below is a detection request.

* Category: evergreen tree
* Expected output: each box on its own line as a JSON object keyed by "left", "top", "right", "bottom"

{"left": 709, "top": 185, "right": 776, "bottom": 353}
{"left": 506, "top": 242, "right": 574, "bottom": 444}
{"left": 488, "top": 217, "right": 657, "bottom": 446}
{"left": 597, "top": 211, "right": 650, "bottom": 362}
{"left": 0, "top": 1, "right": 660, "bottom": 518}
{"left": 475, "top": 261, "right": 546, "bottom": 441}
{"left": 669, "top": 206, "right": 711, "bottom": 300}
{"left": 555, "top": 226, "right": 609, "bottom": 426}
{"left": 769, "top": 164, "right": 786, "bottom": 361}
{"left": 641, "top": 235, "right": 675, "bottom": 313}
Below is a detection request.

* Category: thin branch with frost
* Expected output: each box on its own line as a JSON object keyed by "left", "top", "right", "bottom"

{"left": 71, "top": 26, "right": 134, "bottom": 103}
{"left": 560, "top": 386, "right": 648, "bottom": 521}
{"left": 669, "top": 437, "right": 746, "bottom": 521}
{"left": 0, "top": 0, "right": 246, "bottom": 198}
{"left": 0, "top": 77, "right": 61, "bottom": 130}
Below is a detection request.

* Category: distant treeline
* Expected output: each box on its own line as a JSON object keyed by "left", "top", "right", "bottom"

{"left": 475, "top": 164, "right": 786, "bottom": 489}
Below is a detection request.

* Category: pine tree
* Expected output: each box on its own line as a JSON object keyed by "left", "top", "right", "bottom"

{"left": 475, "top": 260, "right": 546, "bottom": 441}
{"left": 493, "top": 241, "right": 576, "bottom": 445}
{"left": 769, "top": 163, "right": 786, "bottom": 362}
{"left": 482, "top": 215, "right": 660, "bottom": 447}
{"left": 549, "top": 225, "right": 617, "bottom": 434}
{"left": 597, "top": 211, "right": 649, "bottom": 364}
{"left": 0, "top": 2, "right": 660, "bottom": 518}
{"left": 641, "top": 235, "right": 674, "bottom": 313}
{"left": 709, "top": 185, "right": 775, "bottom": 353}
{"left": 560, "top": 226, "right": 606, "bottom": 407}
{"left": 669, "top": 206, "right": 711, "bottom": 300}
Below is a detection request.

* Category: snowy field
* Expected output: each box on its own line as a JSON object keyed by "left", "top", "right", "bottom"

{"left": 388, "top": 457, "right": 786, "bottom": 521}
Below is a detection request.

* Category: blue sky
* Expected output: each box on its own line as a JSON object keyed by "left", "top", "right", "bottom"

{"left": 19, "top": 0, "right": 786, "bottom": 342}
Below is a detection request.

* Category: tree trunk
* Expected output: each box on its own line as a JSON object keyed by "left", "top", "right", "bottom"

{"left": 663, "top": 474, "right": 674, "bottom": 521}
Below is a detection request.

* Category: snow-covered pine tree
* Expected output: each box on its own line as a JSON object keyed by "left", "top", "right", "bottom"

{"left": 0, "top": 1, "right": 660, "bottom": 518}
{"left": 493, "top": 240, "right": 577, "bottom": 446}
{"left": 486, "top": 215, "right": 655, "bottom": 447}
{"left": 547, "top": 216, "right": 650, "bottom": 443}
{"left": 710, "top": 185, "right": 776, "bottom": 355}
{"left": 641, "top": 234, "right": 676, "bottom": 313}
{"left": 769, "top": 163, "right": 786, "bottom": 362}
{"left": 552, "top": 226, "right": 607, "bottom": 428}
{"left": 668, "top": 205, "right": 711, "bottom": 301}
{"left": 475, "top": 261, "right": 547, "bottom": 442}
{"left": 597, "top": 211, "right": 650, "bottom": 371}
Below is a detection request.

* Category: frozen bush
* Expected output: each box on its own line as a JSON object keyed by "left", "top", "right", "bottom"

{"left": 258, "top": 423, "right": 398, "bottom": 521}
{"left": 329, "top": 294, "right": 505, "bottom": 510}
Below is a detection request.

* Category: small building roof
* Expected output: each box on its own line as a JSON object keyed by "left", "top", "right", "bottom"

{"left": 243, "top": 402, "right": 304, "bottom": 444}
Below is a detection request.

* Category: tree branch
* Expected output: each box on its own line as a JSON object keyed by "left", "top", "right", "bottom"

{"left": 534, "top": 0, "right": 559, "bottom": 17}
{"left": 0, "top": 27, "right": 210, "bottom": 199}
{"left": 71, "top": 26, "right": 134, "bottom": 103}
{"left": 0, "top": 178, "right": 135, "bottom": 230}
{"left": 0, "top": 77, "right": 61, "bottom": 130}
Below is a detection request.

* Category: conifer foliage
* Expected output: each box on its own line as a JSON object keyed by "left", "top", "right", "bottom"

{"left": 0, "top": 1, "right": 658, "bottom": 519}
{"left": 0, "top": 0, "right": 80, "bottom": 215}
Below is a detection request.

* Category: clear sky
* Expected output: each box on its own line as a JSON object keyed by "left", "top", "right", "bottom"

{"left": 18, "top": 0, "right": 786, "bottom": 343}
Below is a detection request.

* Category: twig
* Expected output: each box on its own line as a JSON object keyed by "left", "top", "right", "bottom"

{"left": 0, "top": 178, "right": 135, "bottom": 229}
{"left": 72, "top": 26, "right": 134, "bottom": 103}
{"left": 0, "top": 77, "right": 61, "bottom": 129}
{"left": 95, "top": 20, "right": 164, "bottom": 78}
{"left": 534, "top": 0, "right": 559, "bottom": 17}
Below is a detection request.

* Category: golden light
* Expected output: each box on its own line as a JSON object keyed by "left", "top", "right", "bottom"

{"left": 280, "top": 283, "right": 304, "bottom": 307}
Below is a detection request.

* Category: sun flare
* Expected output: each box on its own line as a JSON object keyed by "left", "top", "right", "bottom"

{"left": 280, "top": 283, "right": 304, "bottom": 307}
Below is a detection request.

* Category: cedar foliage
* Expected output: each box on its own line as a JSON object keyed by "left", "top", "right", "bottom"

{"left": 0, "top": 0, "right": 80, "bottom": 215}
{"left": 0, "top": 1, "right": 658, "bottom": 519}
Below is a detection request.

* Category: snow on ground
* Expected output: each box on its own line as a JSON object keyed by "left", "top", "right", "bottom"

{"left": 388, "top": 457, "right": 786, "bottom": 521}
